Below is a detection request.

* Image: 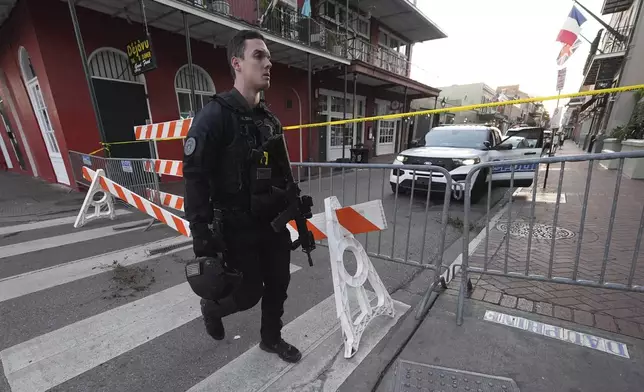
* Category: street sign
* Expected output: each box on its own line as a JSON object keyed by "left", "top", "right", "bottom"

{"left": 556, "top": 68, "right": 567, "bottom": 91}
{"left": 126, "top": 34, "right": 157, "bottom": 76}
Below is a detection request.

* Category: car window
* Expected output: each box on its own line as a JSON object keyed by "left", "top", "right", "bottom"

{"left": 424, "top": 128, "right": 490, "bottom": 149}
{"left": 502, "top": 128, "right": 543, "bottom": 148}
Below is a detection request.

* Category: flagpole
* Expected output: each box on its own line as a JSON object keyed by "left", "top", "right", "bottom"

{"left": 572, "top": 0, "right": 628, "bottom": 43}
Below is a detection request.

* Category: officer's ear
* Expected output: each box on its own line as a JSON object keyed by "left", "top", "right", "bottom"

{"left": 231, "top": 56, "right": 242, "bottom": 75}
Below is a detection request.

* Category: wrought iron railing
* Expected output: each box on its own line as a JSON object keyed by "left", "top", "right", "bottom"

{"left": 260, "top": 5, "right": 348, "bottom": 57}
{"left": 347, "top": 37, "right": 410, "bottom": 76}
{"left": 180, "top": 0, "right": 347, "bottom": 58}
{"left": 601, "top": 25, "right": 633, "bottom": 53}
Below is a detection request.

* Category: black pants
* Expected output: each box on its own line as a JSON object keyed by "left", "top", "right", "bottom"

{"left": 200, "top": 210, "right": 292, "bottom": 344}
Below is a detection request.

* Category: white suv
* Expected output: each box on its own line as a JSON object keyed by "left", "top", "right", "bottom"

{"left": 390, "top": 124, "right": 545, "bottom": 201}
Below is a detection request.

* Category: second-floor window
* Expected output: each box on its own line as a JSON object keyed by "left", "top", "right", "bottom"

{"left": 317, "top": 0, "right": 370, "bottom": 39}
{"left": 378, "top": 29, "right": 408, "bottom": 56}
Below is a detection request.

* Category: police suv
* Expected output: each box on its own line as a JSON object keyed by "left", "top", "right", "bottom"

{"left": 391, "top": 124, "right": 545, "bottom": 201}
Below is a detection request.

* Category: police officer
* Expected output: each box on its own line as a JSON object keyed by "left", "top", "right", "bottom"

{"left": 182, "top": 30, "right": 301, "bottom": 363}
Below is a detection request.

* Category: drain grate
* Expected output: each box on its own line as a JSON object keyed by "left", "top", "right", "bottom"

{"left": 495, "top": 220, "right": 576, "bottom": 240}
{"left": 393, "top": 360, "right": 520, "bottom": 392}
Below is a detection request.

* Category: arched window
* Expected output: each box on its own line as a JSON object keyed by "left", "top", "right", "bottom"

{"left": 88, "top": 48, "right": 145, "bottom": 84}
{"left": 175, "top": 64, "right": 215, "bottom": 118}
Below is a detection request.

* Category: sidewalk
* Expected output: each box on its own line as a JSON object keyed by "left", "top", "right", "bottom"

{"left": 0, "top": 172, "right": 88, "bottom": 224}
{"left": 465, "top": 142, "right": 644, "bottom": 339}
{"left": 340, "top": 142, "right": 644, "bottom": 392}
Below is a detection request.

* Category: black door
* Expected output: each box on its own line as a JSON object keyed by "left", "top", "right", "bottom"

{"left": 93, "top": 78, "right": 151, "bottom": 158}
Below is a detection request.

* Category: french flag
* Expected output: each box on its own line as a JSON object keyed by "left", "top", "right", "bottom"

{"left": 557, "top": 6, "right": 587, "bottom": 46}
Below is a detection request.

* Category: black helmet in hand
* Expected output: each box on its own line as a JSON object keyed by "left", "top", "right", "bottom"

{"left": 185, "top": 256, "right": 242, "bottom": 301}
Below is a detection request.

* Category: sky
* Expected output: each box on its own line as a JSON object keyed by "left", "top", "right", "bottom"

{"left": 409, "top": 0, "right": 612, "bottom": 114}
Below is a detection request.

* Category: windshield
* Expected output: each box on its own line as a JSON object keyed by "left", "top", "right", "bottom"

{"left": 424, "top": 128, "right": 489, "bottom": 149}
{"left": 504, "top": 128, "right": 543, "bottom": 148}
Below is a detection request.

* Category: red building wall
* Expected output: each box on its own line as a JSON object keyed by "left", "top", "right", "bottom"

{"left": 0, "top": 0, "right": 57, "bottom": 181}
{"left": 27, "top": 0, "right": 311, "bottom": 170}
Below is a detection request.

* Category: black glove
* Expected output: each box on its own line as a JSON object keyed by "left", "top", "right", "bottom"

{"left": 191, "top": 210, "right": 226, "bottom": 257}
{"left": 192, "top": 234, "right": 225, "bottom": 258}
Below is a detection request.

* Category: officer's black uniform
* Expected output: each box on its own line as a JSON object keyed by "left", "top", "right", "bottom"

{"left": 183, "top": 88, "right": 300, "bottom": 362}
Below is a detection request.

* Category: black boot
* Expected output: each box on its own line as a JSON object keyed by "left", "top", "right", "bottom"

{"left": 259, "top": 338, "right": 302, "bottom": 363}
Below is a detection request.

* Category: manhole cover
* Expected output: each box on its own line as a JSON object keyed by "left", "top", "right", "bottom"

{"left": 393, "top": 360, "right": 520, "bottom": 391}
{"left": 495, "top": 220, "right": 576, "bottom": 240}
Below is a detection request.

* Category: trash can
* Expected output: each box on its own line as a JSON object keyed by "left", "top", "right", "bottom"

{"left": 350, "top": 144, "right": 370, "bottom": 163}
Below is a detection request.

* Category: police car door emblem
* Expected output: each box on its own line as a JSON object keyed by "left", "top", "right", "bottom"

{"left": 184, "top": 137, "right": 196, "bottom": 155}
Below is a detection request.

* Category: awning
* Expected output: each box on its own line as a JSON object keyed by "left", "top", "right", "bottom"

{"left": 63, "top": 0, "right": 349, "bottom": 72}
{"left": 351, "top": 0, "right": 447, "bottom": 43}
{"left": 602, "top": 0, "right": 634, "bottom": 14}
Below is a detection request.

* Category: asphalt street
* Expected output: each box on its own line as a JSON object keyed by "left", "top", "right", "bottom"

{"left": 0, "top": 168, "right": 510, "bottom": 392}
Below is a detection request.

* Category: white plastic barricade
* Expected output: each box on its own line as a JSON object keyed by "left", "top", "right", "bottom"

{"left": 324, "top": 196, "right": 394, "bottom": 358}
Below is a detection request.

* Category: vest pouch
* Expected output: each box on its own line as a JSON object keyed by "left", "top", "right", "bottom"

{"left": 250, "top": 186, "right": 288, "bottom": 222}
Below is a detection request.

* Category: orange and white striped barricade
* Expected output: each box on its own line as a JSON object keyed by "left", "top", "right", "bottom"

{"left": 75, "top": 167, "right": 191, "bottom": 237}
{"left": 144, "top": 159, "right": 184, "bottom": 177}
{"left": 73, "top": 168, "right": 117, "bottom": 229}
{"left": 135, "top": 119, "right": 192, "bottom": 141}
{"left": 324, "top": 195, "right": 394, "bottom": 359}
{"left": 142, "top": 187, "right": 388, "bottom": 243}
{"left": 146, "top": 188, "right": 185, "bottom": 212}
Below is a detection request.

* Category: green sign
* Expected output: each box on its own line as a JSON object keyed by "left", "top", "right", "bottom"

{"left": 126, "top": 35, "right": 157, "bottom": 76}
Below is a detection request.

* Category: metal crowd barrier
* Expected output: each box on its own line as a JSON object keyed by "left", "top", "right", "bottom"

{"left": 292, "top": 161, "right": 462, "bottom": 318}
{"left": 456, "top": 150, "right": 644, "bottom": 325}
{"left": 69, "top": 150, "right": 162, "bottom": 206}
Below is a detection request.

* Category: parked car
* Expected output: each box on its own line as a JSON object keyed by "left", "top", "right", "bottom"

{"left": 391, "top": 124, "right": 545, "bottom": 202}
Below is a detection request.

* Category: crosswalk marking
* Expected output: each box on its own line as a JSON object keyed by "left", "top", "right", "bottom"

{"left": 262, "top": 301, "right": 410, "bottom": 392}
{"left": 0, "top": 236, "right": 190, "bottom": 303}
{"left": 0, "top": 219, "right": 153, "bottom": 259}
{"left": 1, "top": 264, "right": 302, "bottom": 392}
{"left": 0, "top": 209, "right": 132, "bottom": 236}
{"left": 186, "top": 293, "right": 410, "bottom": 392}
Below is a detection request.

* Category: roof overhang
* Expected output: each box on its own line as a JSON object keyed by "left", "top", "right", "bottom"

{"left": 602, "top": 0, "right": 634, "bottom": 14}
{"left": 0, "top": 0, "right": 17, "bottom": 27}
{"left": 64, "top": 0, "right": 349, "bottom": 72}
{"left": 582, "top": 51, "right": 625, "bottom": 86}
{"left": 351, "top": 0, "right": 447, "bottom": 43}
{"left": 346, "top": 61, "right": 440, "bottom": 99}
{"left": 319, "top": 61, "right": 439, "bottom": 100}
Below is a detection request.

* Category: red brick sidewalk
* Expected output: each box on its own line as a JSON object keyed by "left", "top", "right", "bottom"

{"left": 465, "top": 142, "right": 644, "bottom": 339}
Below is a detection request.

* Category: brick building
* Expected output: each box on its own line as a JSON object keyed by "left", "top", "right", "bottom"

{"left": 0, "top": 0, "right": 445, "bottom": 187}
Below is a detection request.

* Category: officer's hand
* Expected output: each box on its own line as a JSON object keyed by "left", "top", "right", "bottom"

{"left": 193, "top": 234, "right": 226, "bottom": 258}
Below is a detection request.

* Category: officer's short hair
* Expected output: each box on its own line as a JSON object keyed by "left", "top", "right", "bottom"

{"left": 227, "top": 30, "right": 266, "bottom": 79}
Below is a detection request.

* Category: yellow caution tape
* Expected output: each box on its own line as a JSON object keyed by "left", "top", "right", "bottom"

{"left": 282, "top": 83, "right": 644, "bottom": 130}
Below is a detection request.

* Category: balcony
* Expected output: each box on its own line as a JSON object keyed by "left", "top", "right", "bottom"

{"left": 348, "top": 38, "right": 411, "bottom": 77}
{"left": 186, "top": 0, "right": 349, "bottom": 59}
{"left": 583, "top": 26, "right": 631, "bottom": 86}
{"left": 600, "top": 25, "right": 632, "bottom": 53}
{"left": 70, "top": 0, "right": 350, "bottom": 72}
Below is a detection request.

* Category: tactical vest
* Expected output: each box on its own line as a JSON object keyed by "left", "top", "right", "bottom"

{"left": 211, "top": 93, "right": 288, "bottom": 219}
